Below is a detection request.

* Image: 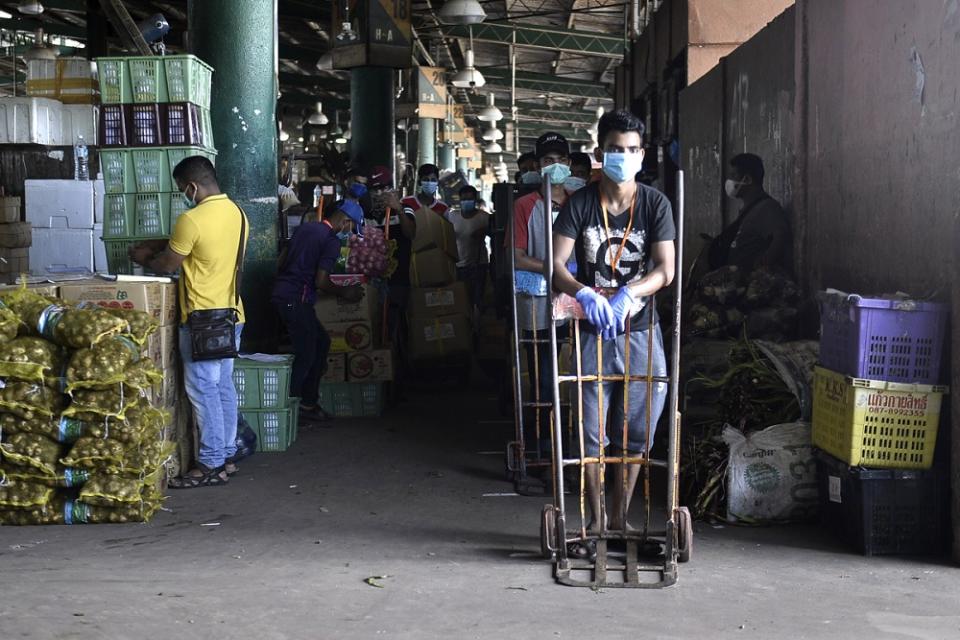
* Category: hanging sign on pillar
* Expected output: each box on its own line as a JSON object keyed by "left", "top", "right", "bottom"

{"left": 456, "top": 147, "right": 474, "bottom": 159}
{"left": 332, "top": 0, "right": 413, "bottom": 69}
{"left": 449, "top": 104, "right": 467, "bottom": 143}
{"left": 416, "top": 67, "right": 448, "bottom": 119}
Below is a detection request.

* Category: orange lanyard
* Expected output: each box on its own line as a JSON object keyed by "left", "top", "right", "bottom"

{"left": 600, "top": 187, "right": 638, "bottom": 276}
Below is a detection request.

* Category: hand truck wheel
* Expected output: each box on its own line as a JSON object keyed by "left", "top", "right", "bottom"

{"left": 676, "top": 506, "right": 693, "bottom": 563}
{"left": 540, "top": 504, "right": 557, "bottom": 560}
{"left": 505, "top": 441, "right": 521, "bottom": 482}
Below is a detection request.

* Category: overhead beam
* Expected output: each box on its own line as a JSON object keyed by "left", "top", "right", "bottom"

{"left": 444, "top": 22, "right": 624, "bottom": 58}
{"left": 479, "top": 67, "right": 610, "bottom": 99}
{"left": 464, "top": 96, "right": 599, "bottom": 125}
{"left": 0, "top": 18, "right": 87, "bottom": 38}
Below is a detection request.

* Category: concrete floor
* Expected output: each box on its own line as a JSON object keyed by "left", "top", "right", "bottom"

{"left": 0, "top": 386, "right": 958, "bottom": 640}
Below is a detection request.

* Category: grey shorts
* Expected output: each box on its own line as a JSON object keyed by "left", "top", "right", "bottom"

{"left": 576, "top": 326, "right": 668, "bottom": 457}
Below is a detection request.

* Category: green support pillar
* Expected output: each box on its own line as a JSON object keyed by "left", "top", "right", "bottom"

{"left": 418, "top": 118, "right": 436, "bottom": 167}
{"left": 456, "top": 156, "right": 469, "bottom": 176}
{"left": 438, "top": 143, "right": 455, "bottom": 174}
{"left": 351, "top": 67, "right": 394, "bottom": 169}
{"left": 188, "top": 0, "right": 278, "bottom": 349}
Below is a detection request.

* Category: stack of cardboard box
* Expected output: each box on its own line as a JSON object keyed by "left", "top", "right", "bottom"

{"left": 316, "top": 274, "right": 391, "bottom": 417}
{"left": 407, "top": 212, "right": 471, "bottom": 366}
{"left": 0, "top": 197, "right": 29, "bottom": 282}
{"left": 57, "top": 277, "right": 184, "bottom": 476}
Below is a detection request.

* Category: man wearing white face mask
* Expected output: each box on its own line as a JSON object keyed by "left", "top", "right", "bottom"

{"left": 710, "top": 153, "right": 792, "bottom": 274}
{"left": 553, "top": 110, "right": 676, "bottom": 546}
{"left": 511, "top": 132, "right": 572, "bottom": 463}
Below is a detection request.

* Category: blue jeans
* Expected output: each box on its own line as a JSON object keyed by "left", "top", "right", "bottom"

{"left": 179, "top": 324, "right": 243, "bottom": 470}
{"left": 275, "top": 300, "right": 329, "bottom": 406}
{"left": 579, "top": 326, "right": 668, "bottom": 456}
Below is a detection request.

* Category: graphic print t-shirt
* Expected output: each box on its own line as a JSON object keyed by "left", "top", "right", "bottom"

{"left": 554, "top": 182, "right": 676, "bottom": 330}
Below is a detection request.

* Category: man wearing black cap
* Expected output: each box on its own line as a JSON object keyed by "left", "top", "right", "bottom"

{"left": 511, "top": 132, "right": 572, "bottom": 464}
{"left": 272, "top": 200, "right": 365, "bottom": 425}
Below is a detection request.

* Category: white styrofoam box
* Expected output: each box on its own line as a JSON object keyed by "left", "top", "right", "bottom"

{"left": 93, "top": 178, "right": 105, "bottom": 224}
{"left": 30, "top": 227, "right": 94, "bottom": 275}
{"left": 0, "top": 97, "right": 63, "bottom": 145}
{"left": 60, "top": 104, "right": 98, "bottom": 146}
{"left": 25, "top": 180, "right": 96, "bottom": 229}
{"left": 92, "top": 223, "right": 107, "bottom": 273}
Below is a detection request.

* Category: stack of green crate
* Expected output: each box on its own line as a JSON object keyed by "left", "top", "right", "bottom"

{"left": 233, "top": 355, "right": 297, "bottom": 452}
{"left": 96, "top": 55, "right": 217, "bottom": 274}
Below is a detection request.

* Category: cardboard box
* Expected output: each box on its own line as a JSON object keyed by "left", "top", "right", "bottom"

{"left": 411, "top": 208, "right": 458, "bottom": 260}
{"left": 320, "top": 353, "right": 346, "bottom": 383}
{"left": 0, "top": 222, "right": 31, "bottom": 249}
{"left": 408, "top": 281, "right": 471, "bottom": 320}
{"left": 314, "top": 283, "right": 379, "bottom": 324}
{"left": 58, "top": 277, "right": 177, "bottom": 326}
{"left": 0, "top": 197, "right": 20, "bottom": 223}
{"left": 25, "top": 179, "right": 95, "bottom": 228}
{"left": 147, "top": 365, "right": 181, "bottom": 409}
{"left": 0, "top": 248, "right": 29, "bottom": 279}
{"left": 347, "top": 349, "right": 393, "bottom": 382}
{"left": 144, "top": 324, "right": 178, "bottom": 371}
{"left": 410, "top": 247, "right": 457, "bottom": 288}
{"left": 29, "top": 227, "right": 93, "bottom": 274}
{"left": 327, "top": 320, "right": 375, "bottom": 353}
{"left": 408, "top": 312, "right": 472, "bottom": 362}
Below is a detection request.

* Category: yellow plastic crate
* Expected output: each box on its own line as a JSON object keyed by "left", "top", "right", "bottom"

{"left": 812, "top": 366, "right": 947, "bottom": 469}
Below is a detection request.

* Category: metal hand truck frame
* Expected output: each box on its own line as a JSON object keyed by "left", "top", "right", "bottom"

{"left": 538, "top": 171, "right": 692, "bottom": 589}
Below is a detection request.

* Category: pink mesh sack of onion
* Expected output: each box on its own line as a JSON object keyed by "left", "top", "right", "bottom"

{"left": 344, "top": 226, "right": 397, "bottom": 278}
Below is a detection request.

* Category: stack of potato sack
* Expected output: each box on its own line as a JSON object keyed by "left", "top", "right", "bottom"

{"left": 0, "top": 287, "right": 170, "bottom": 525}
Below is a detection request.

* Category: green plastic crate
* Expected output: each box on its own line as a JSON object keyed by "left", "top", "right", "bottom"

{"left": 99, "top": 149, "right": 136, "bottom": 194}
{"left": 96, "top": 57, "right": 131, "bottom": 104}
{"left": 103, "top": 193, "right": 178, "bottom": 237}
{"left": 169, "top": 192, "right": 190, "bottom": 232}
{"left": 241, "top": 407, "right": 292, "bottom": 452}
{"left": 131, "top": 148, "right": 171, "bottom": 192}
{"left": 103, "top": 236, "right": 165, "bottom": 275}
{"left": 200, "top": 108, "right": 215, "bottom": 150}
{"left": 233, "top": 355, "right": 293, "bottom": 410}
{"left": 128, "top": 57, "right": 169, "bottom": 103}
{"left": 166, "top": 146, "right": 217, "bottom": 177}
{"left": 318, "top": 383, "right": 384, "bottom": 418}
{"left": 164, "top": 55, "right": 213, "bottom": 109}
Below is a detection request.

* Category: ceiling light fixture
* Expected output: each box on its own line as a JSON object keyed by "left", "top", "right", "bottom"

{"left": 451, "top": 28, "right": 485, "bottom": 88}
{"left": 477, "top": 93, "right": 503, "bottom": 122}
{"left": 18, "top": 1, "right": 44, "bottom": 15}
{"left": 307, "top": 101, "right": 328, "bottom": 126}
{"left": 22, "top": 28, "right": 57, "bottom": 61}
{"left": 481, "top": 126, "right": 503, "bottom": 142}
{"left": 484, "top": 141, "right": 502, "bottom": 153}
{"left": 437, "top": 0, "right": 486, "bottom": 25}
{"left": 316, "top": 52, "right": 333, "bottom": 71}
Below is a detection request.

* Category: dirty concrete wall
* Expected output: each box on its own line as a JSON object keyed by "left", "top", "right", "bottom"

{"left": 678, "top": 7, "right": 795, "bottom": 275}
{"left": 799, "top": 0, "right": 960, "bottom": 562}
{"left": 678, "top": 63, "right": 723, "bottom": 277}
{"left": 802, "top": 0, "right": 959, "bottom": 294}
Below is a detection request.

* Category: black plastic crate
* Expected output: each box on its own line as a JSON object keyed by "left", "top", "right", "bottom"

{"left": 162, "top": 103, "right": 205, "bottom": 146}
{"left": 816, "top": 450, "right": 947, "bottom": 556}
{"left": 98, "top": 104, "right": 128, "bottom": 146}
{"left": 128, "top": 103, "right": 163, "bottom": 146}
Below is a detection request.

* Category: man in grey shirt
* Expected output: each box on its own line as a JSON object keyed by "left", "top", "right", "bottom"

{"left": 712, "top": 153, "right": 792, "bottom": 275}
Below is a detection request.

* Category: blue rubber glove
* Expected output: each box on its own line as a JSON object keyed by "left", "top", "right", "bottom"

{"left": 609, "top": 287, "right": 636, "bottom": 335}
{"left": 575, "top": 287, "right": 615, "bottom": 335}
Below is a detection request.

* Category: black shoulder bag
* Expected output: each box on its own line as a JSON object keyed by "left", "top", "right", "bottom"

{"left": 186, "top": 206, "right": 247, "bottom": 361}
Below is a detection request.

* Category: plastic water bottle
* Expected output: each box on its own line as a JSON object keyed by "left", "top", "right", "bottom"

{"left": 313, "top": 184, "right": 322, "bottom": 209}
{"left": 74, "top": 136, "right": 89, "bottom": 181}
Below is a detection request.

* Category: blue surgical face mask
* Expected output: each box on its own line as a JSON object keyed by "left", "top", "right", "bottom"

{"left": 348, "top": 181, "right": 368, "bottom": 199}
{"left": 541, "top": 162, "right": 571, "bottom": 186}
{"left": 460, "top": 199, "right": 476, "bottom": 213}
{"left": 602, "top": 151, "right": 644, "bottom": 184}
{"left": 420, "top": 180, "right": 439, "bottom": 196}
{"left": 181, "top": 184, "right": 197, "bottom": 209}
{"left": 520, "top": 171, "right": 542, "bottom": 185}
{"left": 564, "top": 176, "right": 587, "bottom": 193}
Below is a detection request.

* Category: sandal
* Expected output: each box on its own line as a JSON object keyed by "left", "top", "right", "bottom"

{"left": 567, "top": 539, "right": 597, "bottom": 562}
{"left": 168, "top": 464, "right": 228, "bottom": 489}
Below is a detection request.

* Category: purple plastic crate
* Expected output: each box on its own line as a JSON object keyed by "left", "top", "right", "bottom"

{"left": 817, "top": 292, "right": 948, "bottom": 384}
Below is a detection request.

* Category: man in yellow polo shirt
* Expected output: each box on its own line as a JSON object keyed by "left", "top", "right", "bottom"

{"left": 130, "top": 155, "right": 247, "bottom": 488}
